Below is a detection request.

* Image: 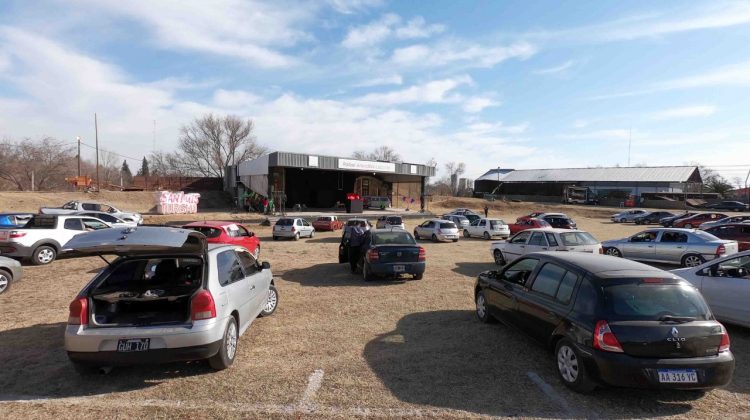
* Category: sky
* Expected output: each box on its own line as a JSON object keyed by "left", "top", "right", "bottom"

{"left": 1, "top": 0, "right": 749, "bottom": 183}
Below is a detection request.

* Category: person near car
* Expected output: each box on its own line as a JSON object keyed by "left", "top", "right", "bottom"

{"left": 348, "top": 224, "right": 367, "bottom": 272}
{"left": 483, "top": 204, "right": 489, "bottom": 218}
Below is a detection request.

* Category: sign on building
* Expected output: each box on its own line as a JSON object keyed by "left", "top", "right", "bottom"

{"left": 155, "top": 191, "right": 201, "bottom": 214}
{"left": 338, "top": 158, "right": 396, "bottom": 173}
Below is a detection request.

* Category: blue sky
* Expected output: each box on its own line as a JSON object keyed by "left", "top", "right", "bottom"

{"left": 1, "top": 0, "right": 749, "bottom": 183}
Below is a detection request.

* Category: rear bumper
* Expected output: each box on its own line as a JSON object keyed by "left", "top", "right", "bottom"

{"left": 368, "top": 261, "right": 425, "bottom": 276}
{"left": 273, "top": 230, "right": 298, "bottom": 237}
{"left": 436, "top": 233, "right": 459, "bottom": 241}
{"left": 582, "top": 346, "right": 735, "bottom": 389}
{"left": 0, "top": 243, "right": 33, "bottom": 258}
{"left": 68, "top": 341, "right": 222, "bottom": 366}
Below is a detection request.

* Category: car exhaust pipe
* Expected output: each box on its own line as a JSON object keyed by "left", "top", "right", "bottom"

{"left": 98, "top": 366, "right": 113, "bottom": 375}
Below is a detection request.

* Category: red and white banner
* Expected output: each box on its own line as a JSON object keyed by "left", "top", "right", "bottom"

{"left": 155, "top": 191, "right": 201, "bottom": 214}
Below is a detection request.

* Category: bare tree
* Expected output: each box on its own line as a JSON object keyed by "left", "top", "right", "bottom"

{"left": 444, "top": 161, "right": 466, "bottom": 196}
{"left": 351, "top": 146, "right": 401, "bottom": 162}
{"left": 0, "top": 137, "right": 76, "bottom": 190}
{"left": 99, "top": 150, "right": 119, "bottom": 186}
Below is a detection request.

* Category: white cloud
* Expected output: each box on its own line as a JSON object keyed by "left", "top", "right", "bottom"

{"left": 327, "top": 0, "right": 384, "bottom": 14}
{"left": 212, "top": 89, "right": 262, "bottom": 108}
{"left": 390, "top": 41, "right": 536, "bottom": 69}
{"left": 353, "top": 74, "right": 403, "bottom": 87}
{"left": 394, "top": 17, "right": 445, "bottom": 39}
{"left": 355, "top": 76, "right": 473, "bottom": 106}
{"left": 560, "top": 129, "right": 632, "bottom": 140}
{"left": 533, "top": 60, "right": 575, "bottom": 75}
{"left": 650, "top": 105, "right": 716, "bottom": 120}
{"left": 466, "top": 122, "right": 528, "bottom": 135}
{"left": 342, "top": 14, "right": 444, "bottom": 49}
{"left": 462, "top": 97, "right": 500, "bottom": 113}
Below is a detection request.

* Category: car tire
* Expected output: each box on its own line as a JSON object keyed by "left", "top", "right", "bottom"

{"left": 413, "top": 230, "right": 419, "bottom": 240}
{"left": 209, "top": 317, "right": 238, "bottom": 370}
{"left": 483, "top": 231, "right": 490, "bottom": 240}
{"left": 363, "top": 263, "right": 374, "bottom": 282}
{"left": 431, "top": 234, "right": 439, "bottom": 242}
{"left": 259, "top": 285, "right": 278, "bottom": 317}
{"left": 635, "top": 220, "right": 642, "bottom": 225}
{"left": 684, "top": 223, "right": 693, "bottom": 229}
{"left": 464, "top": 230, "right": 470, "bottom": 238}
{"left": 294, "top": 232, "right": 300, "bottom": 241}
{"left": 413, "top": 272, "right": 423, "bottom": 280}
{"left": 620, "top": 218, "right": 626, "bottom": 223}
{"left": 273, "top": 236, "right": 278, "bottom": 241}
{"left": 0, "top": 269, "right": 11, "bottom": 295}
{"left": 475, "top": 290, "right": 494, "bottom": 323}
{"left": 452, "top": 238, "right": 458, "bottom": 243}
{"left": 493, "top": 249, "right": 506, "bottom": 266}
{"left": 604, "top": 247, "right": 621, "bottom": 257}
{"left": 309, "top": 230, "right": 315, "bottom": 238}
{"left": 555, "top": 339, "right": 595, "bottom": 394}
{"left": 682, "top": 254, "right": 705, "bottom": 268}
{"left": 31, "top": 245, "right": 56, "bottom": 265}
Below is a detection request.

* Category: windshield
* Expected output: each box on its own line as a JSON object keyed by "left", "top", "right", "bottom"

{"left": 439, "top": 222, "right": 457, "bottom": 229}
{"left": 61, "top": 201, "right": 77, "bottom": 210}
{"left": 347, "top": 220, "right": 367, "bottom": 227}
{"left": 317, "top": 217, "right": 331, "bottom": 222}
{"left": 276, "top": 219, "right": 294, "bottom": 226}
{"left": 184, "top": 226, "right": 222, "bottom": 238}
{"left": 386, "top": 217, "right": 403, "bottom": 224}
{"left": 372, "top": 231, "right": 416, "bottom": 245}
{"left": 559, "top": 232, "right": 598, "bottom": 246}
{"left": 604, "top": 282, "right": 710, "bottom": 321}
{"left": 489, "top": 220, "right": 505, "bottom": 228}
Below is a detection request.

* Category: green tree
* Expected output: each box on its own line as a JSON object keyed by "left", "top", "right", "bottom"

{"left": 137, "top": 156, "right": 150, "bottom": 177}
{"left": 120, "top": 160, "right": 133, "bottom": 186}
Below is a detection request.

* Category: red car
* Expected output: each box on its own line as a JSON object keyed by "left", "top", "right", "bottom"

{"left": 312, "top": 215, "right": 344, "bottom": 231}
{"left": 704, "top": 223, "right": 750, "bottom": 251}
{"left": 516, "top": 211, "right": 545, "bottom": 223}
{"left": 182, "top": 221, "right": 261, "bottom": 257}
{"left": 508, "top": 218, "right": 552, "bottom": 234}
{"left": 673, "top": 213, "right": 728, "bottom": 229}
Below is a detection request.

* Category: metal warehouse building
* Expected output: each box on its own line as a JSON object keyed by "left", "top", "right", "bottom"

{"left": 474, "top": 165, "right": 707, "bottom": 204}
{"left": 225, "top": 151, "right": 435, "bottom": 209}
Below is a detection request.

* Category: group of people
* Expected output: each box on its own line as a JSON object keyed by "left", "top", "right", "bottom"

{"left": 243, "top": 194, "right": 275, "bottom": 215}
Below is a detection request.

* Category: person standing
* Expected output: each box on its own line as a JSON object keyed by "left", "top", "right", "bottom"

{"left": 484, "top": 204, "right": 489, "bottom": 218}
{"left": 263, "top": 197, "right": 269, "bottom": 214}
{"left": 348, "top": 223, "right": 366, "bottom": 273}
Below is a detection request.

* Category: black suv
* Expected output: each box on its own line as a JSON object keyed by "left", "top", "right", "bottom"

{"left": 474, "top": 252, "right": 734, "bottom": 393}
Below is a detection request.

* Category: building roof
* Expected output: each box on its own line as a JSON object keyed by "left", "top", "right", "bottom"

{"left": 498, "top": 166, "right": 700, "bottom": 183}
{"left": 475, "top": 168, "right": 515, "bottom": 182}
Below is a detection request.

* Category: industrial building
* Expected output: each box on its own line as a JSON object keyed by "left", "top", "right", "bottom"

{"left": 225, "top": 151, "right": 435, "bottom": 210}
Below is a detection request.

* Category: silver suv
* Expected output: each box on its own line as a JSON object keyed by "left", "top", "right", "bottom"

{"left": 63, "top": 227, "right": 278, "bottom": 371}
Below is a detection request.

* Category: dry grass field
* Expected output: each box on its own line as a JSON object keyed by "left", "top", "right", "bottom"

{"left": 1, "top": 197, "right": 749, "bottom": 419}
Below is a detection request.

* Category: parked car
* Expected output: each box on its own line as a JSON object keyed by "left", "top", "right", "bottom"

{"left": 0, "top": 214, "right": 110, "bottom": 265}
{"left": 611, "top": 209, "right": 649, "bottom": 223}
{"left": 448, "top": 208, "right": 478, "bottom": 216}
{"left": 673, "top": 213, "right": 728, "bottom": 229}
{"left": 376, "top": 215, "right": 405, "bottom": 230}
{"left": 702, "top": 201, "right": 749, "bottom": 212}
{"left": 541, "top": 214, "right": 577, "bottom": 229}
{"left": 365, "top": 196, "right": 391, "bottom": 209}
{"left": 272, "top": 217, "right": 315, "bottom": 240}
{"left": 75, "top": 211, "right": 138, "bottom": 228}
{"left": 516, "top": 211, "right": 545, "bottom": 223}
{"left": 491, "top": 228, "right": 602, "bottom": 265}
{"left": 0, "top": 256, "right": 22, "bottom": 295}
{"left": 464, "top": 214, "right": 481, "bottom": 224}
{"left": 699, "top": 215, "right": 750, "bottom": 230}
{"left": 463, "top": 218, "right": 510, "bottom": 240}
{"left": 0, "top": 212, "right": 33, "bottom": 228}
{"left": 442, "top": 214, "right": 470, "bottom": 230}
{"left": 508, "top": 218, "right": 552, "bottom": 234}
{"left": 474, "top": 252, "right": 734, "bottom": 393}
{"left": 312, "top": 216, "right": 343, "bottom": 231}
{"left": 414, "top": 219, "right": 459, "bottom": 242}
{"left": 342, "top": 218, "right": 372, "bottom": 239}
{"left": 634, "top": 211, "right": 675, "bottom": 225}
{"left": 354, "top": 229, "right": 425, "bottom": 281}
{"left": 661, "top": 212, "right": 697, "bottom": 227}
{"left": 602, "top": 228, "right": 739, "bottom": 267}
{"left": 672, "top": 251, "right": 750, "bottom": 328}
{"left": 63, "top": 226, "right": 278, "bottom": 371}
{"left": 40, "top": 201, "right": 143, "bottom": 224}
{"left": 339, "top": 219, "right": 372, "bottom": 264}
{"left": 703, "top": 224, "right": 750, "bottom": 251}
{"left": 183, "top": 221, "right": 261, "bottom": 257}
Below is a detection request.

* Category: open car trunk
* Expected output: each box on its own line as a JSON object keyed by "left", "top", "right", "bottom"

{"left": 89, "top": 257, "right": 203, "bottom": 327}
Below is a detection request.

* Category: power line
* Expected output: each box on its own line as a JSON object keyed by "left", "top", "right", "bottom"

{"left": 77, "top": 140, "right": 141, "bottom": 161}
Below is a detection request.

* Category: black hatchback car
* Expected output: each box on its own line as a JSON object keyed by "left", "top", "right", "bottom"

{"left": 355, "top": 228, "right": 425, "bottom": 281}
{"left": 474, "top": 252, "right": 734, "bottom": 393}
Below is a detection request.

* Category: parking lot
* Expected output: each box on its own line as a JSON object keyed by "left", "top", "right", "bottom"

{"left": 1, "top": 205, "right": 749, "bottom": 419}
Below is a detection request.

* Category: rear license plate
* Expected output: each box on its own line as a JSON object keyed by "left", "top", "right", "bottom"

{"left": 117, "top": 338, "right": 150, "bottom": 352}
{"left": 658, "top": 369, "right": 698, "bottom": 383}
{"left": 393, "top": 265, "right": 405, "bottom": 273}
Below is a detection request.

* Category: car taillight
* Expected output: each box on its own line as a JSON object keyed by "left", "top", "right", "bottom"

{"left": 593, "top": 320, "right": 623, "bottom": 353}
{"left": 716, "top": 244, "right": 726, "bottom": 256}
{"left": 367, "top": 248, "right": 379, "bottom": 263}
{"left": 598, "top": 247, "right": 604, "bottom": 254}
{"left": 68, "top": 297, "right": 88, "bottom": 325}
{"left": 191, "top": 290, "right": 216, "bottom": 320}
{"left": 8, "top": 231, "right": 26, "bottom": 238}
{"left": 418, "top": 247, "right": 426, "bottom": 261}
{"left": 719, "top": 325, "right": 731, "bottom": 353}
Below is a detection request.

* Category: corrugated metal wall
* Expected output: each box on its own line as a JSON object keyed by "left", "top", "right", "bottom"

{"left": 270, "top": 152, "right": 435, "bottom": 177}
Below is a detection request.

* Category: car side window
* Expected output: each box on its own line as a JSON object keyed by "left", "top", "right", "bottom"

{"left": 705, "top": 256, "right": 750, "bottom": 279}
{"left": 573, "top": 278, "right": 598, "bottom": 316}
{"left": 545, "top": 233, "right": 559, "bottom": 247}
{"left": 631, "top": 231, "right": 657, "bottom": 242}
{"left": 528, "top": 232, "right": 547, "bottom": 246}
{"left": 660, "top": 232, "right": 687, "bottom": 243}
{"left": 478, "top": 220, "right": 486, "bottom": 227}
{"left": 471, "top": 220, "right": 479, "bottom": 226}
{"left": 236, "top": 250, "right": 259, "bottom": 276}
{"left": 556, "top": 271, "right": 579, "bottom": 304}
{"left": 82, "top": 218, "right": 108, "bottom": 230}
{"left": 216, "top": 250, "right": 245, "bottom": 286}
{"left": 510, "top": 231, "right": 531, "bottom": 244}
{"left": 500, "top": 258, "right": 539, "bottom": 286}
{"left": 238, "top": 226, "right": 250, "bottom": 237}
{"left": 63, "top": 218, "right": 83, "bottom": 230}
{"left": 531, "top": 263, "right": 566, "bottom": 297}
{"left": 82, "top": 203, "right": 97, "bottom": 211}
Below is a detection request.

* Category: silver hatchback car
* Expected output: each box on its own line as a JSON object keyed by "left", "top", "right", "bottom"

{"left": 63, "top": 227, "right": 278, "bottom": 371}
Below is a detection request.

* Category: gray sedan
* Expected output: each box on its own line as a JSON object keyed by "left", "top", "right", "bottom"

{"left": 672, "top": 251, "right": 750, "bottom": 328}
{"left": 442, "top": 214, "right": 470, "bottom": 230}
{"left": 0, "top": 256, "right": 23, "bottom": 294}
{"left": 602, "top": 228, "right": 739, "bottom": 267}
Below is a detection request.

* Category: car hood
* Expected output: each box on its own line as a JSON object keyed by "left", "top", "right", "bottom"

{"left": 62, "top": 226, "right": 207, "bottom": 257}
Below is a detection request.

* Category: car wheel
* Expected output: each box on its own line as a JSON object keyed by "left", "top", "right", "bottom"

{"left": 620, "top": 218, "right": 626, "bottom": 223}
{"left": 32, "top": 245, "right": 56, "bottom": 265}
{"left": 604, "top": 247, "right": 621, "bottom": 257}
{"left": 259, "top": 285, "right": 278, "bottom": 317}
{"left": 464, "top": 230, "right": 470, "bottom": 238}
{"left": 413, "top": 230, "right": 419, "bottom": 240}
{"left": 555, "top": 339, "right": 595, "bottom": 393}
{"left": 413, "top": 272, "right": 423, "bottom": 280}
{"left": 431, "top": 234, "right": 438, "bottom": 242}
{"left": 209, "top": 317, "right": 238, "bottom": 370}
{"left": 682, "top": 254, "right": 704, "bottom": 268}
{"left": 272, "top": 236, "right": 278, "bottom": 241}
{"left": 309, "top": 230, "right": 315, "bottom": 238}
{"left": 0, "top": 269, "right": 11, "bottom": 295}
{"left": 294, "top": 232, "right": 300, "bottom": 241}
{"left": 363, "top": 263, "right": 374, "bottom": 282}
{"left": 635, "top": 220, "right": 642, "bottom": 225}
{"left": 483, "top": 231, "right": 490, "bottom": 240}
{"left": 475, "top": 290, "right": 494, "bottom": 323}
{"left": 684, "top": 223, "right": 693, "bottom": 229}
{"left": 493, "top": 249, "right": 506, "bottom": 266}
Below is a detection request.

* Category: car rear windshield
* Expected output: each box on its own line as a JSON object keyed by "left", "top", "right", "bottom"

{"left": 317, "top": 217, "right": 331, "bottom": 222}
{"left": 347, "top": 220, "right": 367, "bottom": 227}
{"left": 692, "top": 230, "right": 719, "bottom": 241}
{"left": 559, "top": 232, "right": 598, "bottom": 246}
{"left": 276, "top": 219, "right": 294, "bottom": 226}
{"left": 439, "top": 222, "right": 457, "bottom": 229}
{"left": 603, "top": 282, "right": 710, "bottom": 321}
{"left": 24, "top": 216, "right": 57, "bottom": 229}
{"left": 489, "top": 220, "right": 506, "bottom": 228}
{"left": 184, "top": 226, "right": 222, "bottom": 238}
{"left": 372, "top": 232, "right": 416, "bottom": 245}
{"left": 387, "top": 217, "right": 403, "bottom": 224}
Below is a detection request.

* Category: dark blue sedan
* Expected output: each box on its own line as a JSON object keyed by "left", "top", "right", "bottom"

{"left": 356, "top": 229, "right": 425, "bottom": 281}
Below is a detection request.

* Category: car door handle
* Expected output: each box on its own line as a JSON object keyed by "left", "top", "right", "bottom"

{"left": 542, "top": 247, "right": 548, "bottom": 250}
{"left": 647, "top": 245, "right": 654, "bottom": 248}
{"left": 250, "top": 285, "right": 256, "bottom": 290}
{"left": 676, "top": 246, "right": 685, "bottom": 249}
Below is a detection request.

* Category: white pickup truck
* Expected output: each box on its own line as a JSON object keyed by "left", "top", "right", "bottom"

{"left": 40, "top": 201, "right": 143, "bottom": 224}
{"left": 0, "top": 214, "right": 110, "bottom": 265}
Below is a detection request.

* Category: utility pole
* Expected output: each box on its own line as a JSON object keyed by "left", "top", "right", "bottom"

{"left": 76, "top": 136, "right": 81, "bottom": 177}
{"left": 745, "top": 168, "right": 750, "bottom": 206}
{"left": 95, "top": 113, "right": 100, "bottom": 191}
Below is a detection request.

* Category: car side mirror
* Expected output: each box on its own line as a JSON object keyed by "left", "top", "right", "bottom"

{"left": 261, "top": 261, "right": 271, "bottom": 270}
{"left": 248, "top": 232, "right": 255, "bottom": 237}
